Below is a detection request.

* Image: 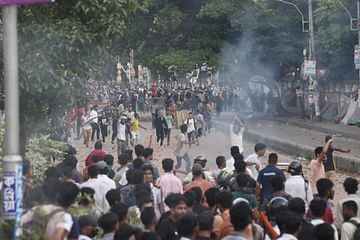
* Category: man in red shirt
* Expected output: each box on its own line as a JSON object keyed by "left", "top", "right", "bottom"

{"left": 85, "top": 141, "right": 106, "bottom": 167}
{"left": 184, "top": 163, "right": 213, "bottom": 194}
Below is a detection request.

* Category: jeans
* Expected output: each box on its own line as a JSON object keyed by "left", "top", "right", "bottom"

{"left": 165, "top": 129, "right": 171, "bottom": 145}
{"left": 117, "top": 139, "right": 127, "bottom": 157}
{"left": 175, "top": 153, "right": 192, "bottom": 172}
{"left": 91, "top": 122, "right": 100, "bottom": 141}
{"left": 187, "top": 131, "right": 195, "bottom": 148}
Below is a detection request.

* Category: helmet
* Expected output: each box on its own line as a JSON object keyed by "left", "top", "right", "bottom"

{"left": 194, "top": 155, "right": 207, "bottom": 168}
{"left": 217, "top": 170, "right": 232, "bottom": 189}
{"left": 288, "top": 160, "right": 302, "bottom": 175}
{"left": 267, "top": 196, "right": 289, "bottom": 221}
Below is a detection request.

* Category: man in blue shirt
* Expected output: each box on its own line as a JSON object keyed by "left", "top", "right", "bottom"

{"left": 257, "top": 153, "right": 285, "bottom": 204}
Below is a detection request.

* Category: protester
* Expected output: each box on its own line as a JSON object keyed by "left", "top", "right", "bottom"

{"left": 80, "top": 165, "right": 110, "bottom": 214}
{"left": 310, "top": 139, "right": 333, "bottom": 195}
{"left": 223, "top": 202, "right": 253, "bottom": 240}
{"left": 245, "top": 143, "right": 266, "bottom": 179}
{"left": 340, "top": 200, "right": 360, "bottom": 240}
{"left": 336, "top": 177, "right": 360, "bottom": 229}
{"left": 156, "top": 193, "right": 188, "bottom": 240}
{"left": 98, "top": 212, "right": 118, "bottom": 240}
{"left": 285, "top": 160, "right": 313, "bottom": 205}
{"left": 84, "top": 141, "right": 106, "bottom": 167}
{"left": 323, "top": 135, "right": 351, "bottom": 178}
{"left": 174, "top": 124, "right": 193, "bottom": 172}
{"left": 257, "top": 153, "right": 286, "bottom": 203}
{"left": 157, "top": 158, "right": 183, "bottom": 206}
{"left": 309, "top": 198, "right": 338, "bottom": 240}
{"left": 184, "top": 163, "right": 214, "bottom": 193}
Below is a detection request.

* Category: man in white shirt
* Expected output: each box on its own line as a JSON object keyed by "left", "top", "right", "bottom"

{"left": 275, "top": 211, "right": 302, "bottom": 240}
{"left": 229, "top": 114, "right": 245, "bottom": 154}
{"left": 117, "top": 116, "right": 128, "bottom": 156}
{"left": 309, "top": 198, "right": 338, "bottom": 240}
{"left": 95, "top": 161, "right": 116, "bottom": 190}
{"left": 90, "top": 105, "right": 100, "bottom": 141}
{"left": 185, "top": 112, "right": 196, "bottom": 148}
{"left": 142, "top": 164, "right": 163, "bottom": 219}
{"left": 285, "top": 160, "right": 313, "bottom": 205}
{"left": 81, "top": 165, "right": 110, "bottom": 214}
{"left": 245, "top": 143, "right": 266, "bottom": 180}
{"left": 336, "top": 177, "right": 360, "bottom": 230}
{"left": 20, "top": 179, "right": 77, "bottom": 240}
{"left": 341, "top": 200, "right": 360, "bottom": 240}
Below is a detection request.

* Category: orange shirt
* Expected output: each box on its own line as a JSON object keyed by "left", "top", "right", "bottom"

{"left": 184, "top": 178, "right": 213, "bottom": 194}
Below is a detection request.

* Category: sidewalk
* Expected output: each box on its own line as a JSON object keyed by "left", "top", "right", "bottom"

{"left": 264, "top": 116, "right": 360, "bottom": 141}
{"left": 216, "top": 113, "right": 360, "bottom": 173}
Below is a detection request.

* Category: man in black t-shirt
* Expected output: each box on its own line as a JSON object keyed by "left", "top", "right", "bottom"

{"left": 323, "top": 135, "right": 350, "bottom": 177}
{"left": 156, "top": 193, "right": 188, "bottom": 240}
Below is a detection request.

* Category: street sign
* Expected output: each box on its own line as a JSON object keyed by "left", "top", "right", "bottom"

{"left": 0, "top": 0, "right": 53, "bottom": 5}
{"left": 354, "top": 45, "right": 360, "bottom": 69}
{"left": 304, "top": 60, "right": 316, "bottom": 76}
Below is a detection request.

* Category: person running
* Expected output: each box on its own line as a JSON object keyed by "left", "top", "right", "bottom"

{"left": 164, "top": 110, "right": 174, "bottom": 146}
{"left": 90, "top": 105, "right": 100, "bottom": 141}
{"left": 174, "top": 124, "right": 196, "bottom": 173}
{"left": 155, "top": 110, "right": 168, "bottom": 149}
{"left": 81, "top": 109, "right": 93, "bottom": 148}
{"left": 99, "top": 111, "right": 109, "bottom": 143}
{"left": 117, "top": 116, "right": 129, "bottom": 156}
{"left": 185, "top": 112, "right": 197, "bottom": 148}
{"left": 130, "top": 113, "right": 146, "bottom": 146}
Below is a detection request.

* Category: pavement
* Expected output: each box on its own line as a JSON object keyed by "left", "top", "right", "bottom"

{"left": 216, "top": 112, "right": 360, "bottom": 173}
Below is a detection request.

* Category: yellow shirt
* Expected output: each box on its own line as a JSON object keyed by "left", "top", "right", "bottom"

{"left": 130, "top": 118, "right": 140, "bottom": 132}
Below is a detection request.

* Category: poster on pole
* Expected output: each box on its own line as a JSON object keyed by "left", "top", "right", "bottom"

{"left": 0, "top": 0, "right": 53, "bottom": 5}
{"left": 354, "top": 45, "right": 360, "bottom": 69}
{"left": 304, "top": 60, "right": 316, "bottom": 76}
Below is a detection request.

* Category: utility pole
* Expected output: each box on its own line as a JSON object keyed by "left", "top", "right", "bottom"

{"left": 1, "top": 4, "right": 23, "bottom": 225}
{"left": 308, "top": 0, "right": 321, "bottom": 120}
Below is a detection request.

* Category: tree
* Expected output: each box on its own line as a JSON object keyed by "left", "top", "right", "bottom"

{"left": 0, "top": 1, "right": 141, "bottom": 152}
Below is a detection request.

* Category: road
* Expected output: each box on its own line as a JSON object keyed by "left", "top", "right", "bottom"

{"left": 74, "top": 121, "right": 358, "bottom": 204}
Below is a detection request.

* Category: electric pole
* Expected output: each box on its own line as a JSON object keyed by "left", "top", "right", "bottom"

{"left": 308, "top": 0, "right": 321, "bottom": 120}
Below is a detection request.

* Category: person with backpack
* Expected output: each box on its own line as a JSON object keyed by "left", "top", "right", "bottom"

{"left": 21, "top": 180, "right": 79, "bottom": 240}
{"left": 340, "top": 200, "right": 360, "bottom": 240}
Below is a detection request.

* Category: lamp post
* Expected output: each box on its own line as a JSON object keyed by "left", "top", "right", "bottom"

{"left": 275, "top": 0, "right": 321, "bottom": 120}
{"left": 338, "top": 0, "right": 360, "bottom": 98}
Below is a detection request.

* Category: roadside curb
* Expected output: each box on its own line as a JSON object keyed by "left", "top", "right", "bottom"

{"left": 213, "top": 120, "right": 360, "bottom": 173}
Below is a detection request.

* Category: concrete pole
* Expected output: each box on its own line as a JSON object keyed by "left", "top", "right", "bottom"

{"left": 308, "top": 0, "right": 321, "bottom": 120}
{"left": 2, "top": 5, "right": 23, "bottom": 221}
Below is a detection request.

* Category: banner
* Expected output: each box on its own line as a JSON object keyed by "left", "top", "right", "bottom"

{"left": 354, "top": 45, "right": 360, "bottom": 69}
{"left": 304, "top": 60, "right": 316, "bottom": 76}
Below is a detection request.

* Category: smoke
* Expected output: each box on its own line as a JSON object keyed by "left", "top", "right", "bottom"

{"left": 218, "top": 9, "right": 275, "bottom": 88}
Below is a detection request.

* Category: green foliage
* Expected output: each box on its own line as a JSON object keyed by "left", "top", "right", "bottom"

{"left": 25, "top": 135, "right": 68, "bottom": 185}
{"left": 7, "top": 0, "right": 141, "bottom": 138}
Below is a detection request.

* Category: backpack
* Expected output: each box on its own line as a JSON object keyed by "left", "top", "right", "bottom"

{"left": 350, "top": 220, "right": 360, "bottom": 240}
{"left": 22, "top": 207, "right": 64, "bottom": 238}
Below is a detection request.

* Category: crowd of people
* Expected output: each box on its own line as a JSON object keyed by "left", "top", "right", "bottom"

{"left": 19, "top": 123, "right": 360, "bottom": 240}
